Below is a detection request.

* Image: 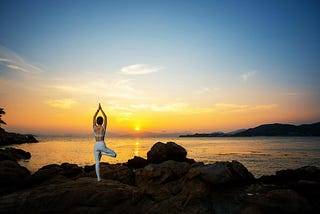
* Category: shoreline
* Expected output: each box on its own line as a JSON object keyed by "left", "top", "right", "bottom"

{"left": 8, "top": 136, "right": 320, "bottom": 178}
{"left": 1, "top": 142, "right": 320, "bottom": 213}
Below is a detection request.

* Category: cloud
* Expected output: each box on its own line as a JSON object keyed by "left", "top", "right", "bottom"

{"left": 194, "top": 87, "right": 219, "bottom": 95}
{"left": 131, "top": 102, "right": 188, "bottom": 112}
{"left": 120, "top": 64, "right": 163, "bottom": 75}
{"left": 46, "top": 99, "right": 77, "bottom": 109}
{"left": 241, "top": 70, "right": 256, "bottom": 81}
{"left": 215, "top": 103, "right": 278, "bottom": 112}
{"left": 46, "top": 77, "right": 143, "bottom": 100}
{"left": 0, "top": 45, "right": 42, "bottom": 74}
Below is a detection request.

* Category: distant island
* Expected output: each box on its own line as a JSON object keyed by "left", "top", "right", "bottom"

{"left": 179, "top": 122, "right": 320, "bottom": 137}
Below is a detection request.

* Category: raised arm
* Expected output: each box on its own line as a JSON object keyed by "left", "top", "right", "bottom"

{"left": 93, "top": 106, "right": 100, "bottom": 127}
{"left": 99, "top": 104, "right": 107, "bottom": 128}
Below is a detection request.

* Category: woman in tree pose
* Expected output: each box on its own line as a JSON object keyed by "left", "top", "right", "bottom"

{"left": 93, "top": 103, "right": 116, "bottom": 182}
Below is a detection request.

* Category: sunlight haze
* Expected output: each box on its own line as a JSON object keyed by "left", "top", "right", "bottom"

{"left": 1, "top": 0, "right": 319, "bottom": 135}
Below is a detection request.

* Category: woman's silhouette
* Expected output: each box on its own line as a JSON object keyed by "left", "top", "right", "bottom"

{"left": 93, "top": 103, "right": 116, "bottom": 182}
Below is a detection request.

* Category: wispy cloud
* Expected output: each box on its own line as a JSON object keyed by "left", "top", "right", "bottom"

{"left": 215, "top": 103, "right": 278, "bottom": 112}
{"left": 241, "top": 70, "right": 256, "bottom": 81}
{"left": 131, "top": 102, "right": 188, "bottom": 112}
{"left": 0, "top": 45, "right": 42, "bottom": 74}
{"left": 46, "top": 99, "right": 77, "bottom": 109}
{"left": 46, "top": 77, "right": 142, "bottom": 100}
{"left": 194, "top": 87, "right": 220, "bottom": 95}
{"left": 120, "top": 64, "right": 163, "bottom": 75}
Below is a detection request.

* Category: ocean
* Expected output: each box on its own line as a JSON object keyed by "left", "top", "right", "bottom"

{"left": 7, "top": 136, "right": 320, "bottom": 178}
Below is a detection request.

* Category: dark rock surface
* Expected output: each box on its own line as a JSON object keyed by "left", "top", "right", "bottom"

{"left": 199, "top": 160, "right": 255, "bottom": 185}
{"left": 147, "top": 141, "right": 187, "bottom": 163}
{"left": 0, "top": 147, "right": 31, "bottom": 161}
{"left": 0, "top": 160, "right": 30, "bottom": 195}
{"left": 0, "top": 142, "right": 319, "bottom": 213}
{"left": 126, "top": 156, "right": 149, "bottom": 169}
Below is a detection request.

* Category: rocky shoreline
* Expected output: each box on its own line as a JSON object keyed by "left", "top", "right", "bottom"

{"left": 0, "top": 128, "right": 38, "bottom": 146}
{"left": 0, "top": 141, "right": 319, "bottom": 213}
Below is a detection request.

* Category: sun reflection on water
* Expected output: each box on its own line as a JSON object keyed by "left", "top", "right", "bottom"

{"left": 134, "top": 140, "right": 140, "bottom": 156}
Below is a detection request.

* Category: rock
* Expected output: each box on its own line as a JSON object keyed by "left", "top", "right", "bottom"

{"left": 147, "top": 141, "right": 187, "bottom": 163}
{"left": 83, "top": 163, "right": 134, "bottom": 185}
{"left": 60, "top": 163, "right": 83, "bottom": 178}
{"left": 25, "top": 164, "right": 63, "bottom": 186}
{"left": 100, "top": 163, "right": 134, "bottom": 185}
{"left": 0, "top": 177, "right": 143, "bottom": 213}
{"left": 0, "top": 130, "right": 38, "bottom": 146}
{"left": 25, "top": 163, "right": 83, "bottom": 186}
{"left": 0, "top": 160, "right": 30, "bottom": 194}
{"left": 0, "top": 160, "right": 30, "bottom": 186}
{"left": 240, "top": 189, "right": 311, "bottom": 214}
{"left": 258, "top": 165, "right": 320, "bottom": 185}
{"left": 200, "top": 160, "right": 255, "bottom": 185}
{"left": 126, "top": 156, "right": 149, "bottom": 169}
{"left": 0, "top": 147, "right": 31, "bottom": 161}
{"left": 135, "top": 160, "right": 191, "bottom": 186}
{"left": 84, "top": 164, "right": 95, "bottom": 173}
{"left": 292, "top": 180, "right": 320, "bottom": 212}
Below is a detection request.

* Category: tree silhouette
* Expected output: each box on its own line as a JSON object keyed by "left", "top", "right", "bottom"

{"left": 0, "top": 108, "right": 6, "bottom": 127}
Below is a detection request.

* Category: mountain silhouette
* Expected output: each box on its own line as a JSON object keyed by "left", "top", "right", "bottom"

{"left": 179, "top": 122, "right": 320, "bottom": 137}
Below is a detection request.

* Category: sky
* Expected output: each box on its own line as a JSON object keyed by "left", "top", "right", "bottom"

{"left": 0, "top": 0, "right": 320, "bottom": 135}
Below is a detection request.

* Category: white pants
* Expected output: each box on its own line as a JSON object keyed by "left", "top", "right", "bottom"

{"left": 94, "top": 141, "right": 116, "bottom": 181}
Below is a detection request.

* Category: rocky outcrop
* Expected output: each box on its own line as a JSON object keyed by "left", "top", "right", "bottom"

{"left": 147, "top": 141, "right": 187, "bottom": 163}
{"left": 0, "top": 128, "right": 38, "bottom": 146}
{"left": 0, "top": 160, "right": 30, "bottom": 195}
{"left": 0, "top": 142, "right": 319, "bottom": 213}
{"left": 0, "top": 178, "right": 142, "bottom": 213}
{"left": 0, "top": 147, "right": 31, "bottom": 161}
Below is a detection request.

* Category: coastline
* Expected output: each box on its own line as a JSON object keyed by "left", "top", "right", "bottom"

{"left": 1, "top": 142, "right": 319, "bottom": 213}
{"left": 8, "top": 135, "right": 320, "bottom": 178}
{"left": 0, "top": 128, "right": 38, "bottom": 146}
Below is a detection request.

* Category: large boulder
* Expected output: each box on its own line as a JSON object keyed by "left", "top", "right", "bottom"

{"left": 147, "top": 141, "right": 187, "bottom": 163}
{"left": 0, "top": 147, "right": 31, "bottom": 161}
{"left": 199, "top": 160, "right": 255, "bottom": 185}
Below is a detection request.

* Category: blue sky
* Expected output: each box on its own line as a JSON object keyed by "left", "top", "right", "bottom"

{"left": 1, "top": 0, "right": 320, "bottom": 134}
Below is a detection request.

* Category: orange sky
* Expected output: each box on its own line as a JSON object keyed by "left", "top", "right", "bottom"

{"left": 1, "top": 2, "right": 320, "bottom": 135}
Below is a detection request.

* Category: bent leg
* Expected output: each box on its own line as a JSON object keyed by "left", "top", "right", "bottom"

{"left": 101, "top": 146, "right": 117, "bottom": 158}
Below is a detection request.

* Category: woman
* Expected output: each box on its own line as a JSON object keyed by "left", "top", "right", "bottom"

{"left": 93, "top": 103, "right": 116, "bottom": 182}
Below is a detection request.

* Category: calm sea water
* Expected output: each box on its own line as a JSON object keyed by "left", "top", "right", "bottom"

{"left": 6, "top": 136, "right": 320, "bottom": 178}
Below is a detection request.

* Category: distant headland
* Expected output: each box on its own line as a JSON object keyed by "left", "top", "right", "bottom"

{"left": 179, "top": 122, "right": 320, "bottom": 137}
{"left": 0, "top": 127, "right": 38, "bottom": 146}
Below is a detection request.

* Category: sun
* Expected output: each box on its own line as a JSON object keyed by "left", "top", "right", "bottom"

{"left": 135, "top": 127, "right": 140, "bottom": 132}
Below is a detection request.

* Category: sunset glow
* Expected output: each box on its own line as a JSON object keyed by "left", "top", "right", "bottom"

{"left": 0, "top": 1, "right": 319, "bottom": 136}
